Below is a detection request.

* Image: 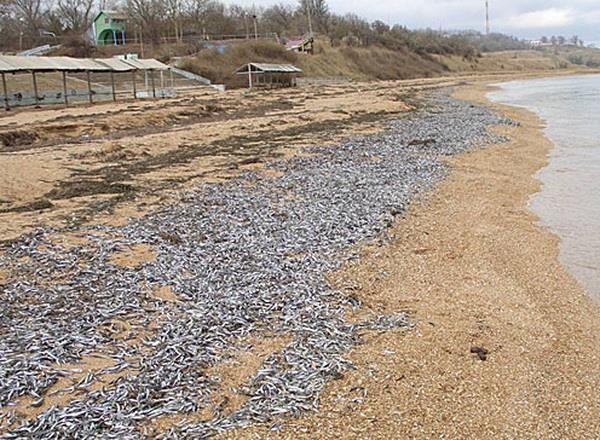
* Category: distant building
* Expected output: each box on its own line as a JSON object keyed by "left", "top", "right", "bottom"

{"left": 92, "top": 11, "right": 127, "bottom": 46}
{"left": 284, "top": 36, "right": 314, "bottom": 53}
{"left": 528, "top": 40, "right": 552, "bottom": 47}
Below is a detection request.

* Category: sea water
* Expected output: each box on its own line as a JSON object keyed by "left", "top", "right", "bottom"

{"left": 488, "top": 75, "right": 600, "bottom": 300}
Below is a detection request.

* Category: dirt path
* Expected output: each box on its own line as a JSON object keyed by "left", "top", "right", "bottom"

{"left": 225, "top": 84, "right": 600, "bottom": 438}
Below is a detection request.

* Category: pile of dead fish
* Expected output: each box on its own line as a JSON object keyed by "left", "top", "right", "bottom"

{"left": 0, "top": 91, "right": 512, "bottom": 438}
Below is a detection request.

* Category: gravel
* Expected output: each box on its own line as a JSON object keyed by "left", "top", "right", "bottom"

{"left": 0, "top": 90, "right": 513, "bottom": 438}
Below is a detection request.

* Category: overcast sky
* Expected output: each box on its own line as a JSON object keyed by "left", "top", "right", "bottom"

{"left": 225, "top": 0, "right": 600, "bottom": 45}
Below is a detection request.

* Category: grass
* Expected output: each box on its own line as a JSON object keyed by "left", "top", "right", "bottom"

{"left": 180, "top": 40, "right": 299, "bottom": 87}
{"left": 180, "top": 38, "right": 454, "bottom": 88}
{"left": 434, "top": 50, "right": 572, "bottom": 72}
{"left": 180, "top": 38, "right": 588, "bottom": 89}
{"left": 295, "top": 40, "right": 447, "bottom": 80}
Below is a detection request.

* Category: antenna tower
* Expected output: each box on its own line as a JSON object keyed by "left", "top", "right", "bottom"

{"left": 485, "top": 1, "right": 490, "bottom": 34}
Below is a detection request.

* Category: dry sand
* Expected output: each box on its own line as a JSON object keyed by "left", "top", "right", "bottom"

{"left": 221, "top": 84, "right": 600, "bottom": 438}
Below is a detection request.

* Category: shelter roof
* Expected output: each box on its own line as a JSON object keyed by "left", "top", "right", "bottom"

{"left": 94, "top": 58, "right": 135, "bottom": 71}
{"left": 121, "top": 58, "right": 170, "bottom": 71}
{"left": 0, "top": 55, "right": 169, "bottom": 73}
{"left": 235, "top": 63, "right": 302, "bottom": 74}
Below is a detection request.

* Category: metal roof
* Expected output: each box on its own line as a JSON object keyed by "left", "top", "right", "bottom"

{"left": 0, "top": 56, "right": 109, "bottom": 72}
{"left": 93, "top": 58, "right": 135, "bottom": 71}
{"left": 122, "top": 58, "right": 170, "bottom": 71}
{"left": 235, "top": 63, "right": 302, "bottom": 74}
{"left": 0, "top": 55, "right": 169, "bottom": 73}
{"left": 0, "top": 58, "right": 15, "bottom": 72}
{"left": 53, "top": 57, "right": 110, "bottom": 71}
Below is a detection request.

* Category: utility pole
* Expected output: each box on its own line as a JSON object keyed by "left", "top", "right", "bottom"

{"left": 19, "top": 17, "right": 24, "bottom": 51}
{"left": 243, "top": 13, "right": 249, "bottom": 39}
{"left": 485, "top": 0, "right": 490, "bottom": 35}
{"left": 306, "top": 1, "right": 313, "bottom": 36}
{"left": 252, "top": 15, "right": 258, "bottom": 39}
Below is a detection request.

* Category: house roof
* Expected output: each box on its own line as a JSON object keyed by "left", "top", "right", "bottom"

{"left": 235, "top": 63, "right": 302, "bottom": 74}
{"left": 93, "top": 10, "right": 128, "bottom": 22}
{"left": 285, "top": 39, "right": 305, "bottom": 49}
{"left": 285, "top": 37, "right": 313, "bottom": 50}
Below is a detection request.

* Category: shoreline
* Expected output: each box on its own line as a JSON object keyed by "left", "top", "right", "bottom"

{"left": 488, "top": 76, "right": 600, "bottom": 304}
{"left": 230, "top": 81, "right": 600, "bottom": 438}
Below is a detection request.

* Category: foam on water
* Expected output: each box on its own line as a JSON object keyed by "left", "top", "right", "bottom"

{"left": 489, "top": 74, "right": 600, "bottom": 300}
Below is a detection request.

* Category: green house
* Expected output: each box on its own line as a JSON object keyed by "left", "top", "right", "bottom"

{"left": 92, "top": 11, "right": 127, "bottom": 46}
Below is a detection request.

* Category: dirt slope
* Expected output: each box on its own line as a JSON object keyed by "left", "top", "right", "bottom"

{"left": 181, "top": 38, "right": 585, "bottom": 88}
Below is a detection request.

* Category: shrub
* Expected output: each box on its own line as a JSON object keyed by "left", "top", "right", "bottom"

{"left": 55, "top": 33, "right": 97, "bottom": 58}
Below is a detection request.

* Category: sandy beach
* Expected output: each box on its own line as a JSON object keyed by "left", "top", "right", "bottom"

{"left": 1, "top": 75, "right": 599, "bottom": 437}
{"left": 230, "top": 83, "right": 600, "bottom": 439}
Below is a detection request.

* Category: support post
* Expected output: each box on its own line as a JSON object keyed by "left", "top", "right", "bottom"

{"left": 32, "top": 71, "right": 40, "bottom": 107}
{"left": 132, "top": 70, "right": 137, "bottom": 99}
{"left": 248, "top": 66, "right": 252, "bottom": 89}
{"left": 150, "top": 70, "right": 156, "bottom": 98}
{"left": 86, "top": 70, "right": 93, "bottom": 104}
{"left": 62, "top": 71, "right": 68, "bottom": 106}
{"left": 110, "top": 71, "right": 116, "bottom": 101}
{"left": 169, "top": 68, "right": 174, "bottom": 94}
{"left": 2, "top": 72, "right": 9, "bottom": 111}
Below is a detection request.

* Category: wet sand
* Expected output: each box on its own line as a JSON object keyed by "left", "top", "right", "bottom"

{"left": 227, "top": 83, "right": 600, "bottom": 438}
{"left": 489, "top": 75, "right": 600, "bottom": 302}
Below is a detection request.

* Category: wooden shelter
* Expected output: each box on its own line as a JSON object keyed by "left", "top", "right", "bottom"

{"left": 235, "top": 63, "right": 302, "bottom": 89}
{"left": 0, "top": 55, "right": 172, "bottom": 110}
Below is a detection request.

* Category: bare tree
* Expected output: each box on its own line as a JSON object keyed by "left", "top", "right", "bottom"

{"left": 181, "top": 0, "right": 235, "bottom": 37}
{"left": 126, "top": 0, "right": 167, "bottom": 43}
{"left": 228, "top": 4, "right": 253, "bottom": 38}
{"left": 11, "top": 0, "right": 51, "bottom": 46}
{"left": 262, "top": 3, "right": 294, "bottom": 36}
{"left": 165, "top": 0, "right": 182, "bottom": 41}
{"left": 57, "top": 0, "right": 95, "bottom": 32}
{"left": 12, "top": 0, "right": 44, "bottom": 25}
{"left": 298, "top": 0, "right": 328, "bottom": 33}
